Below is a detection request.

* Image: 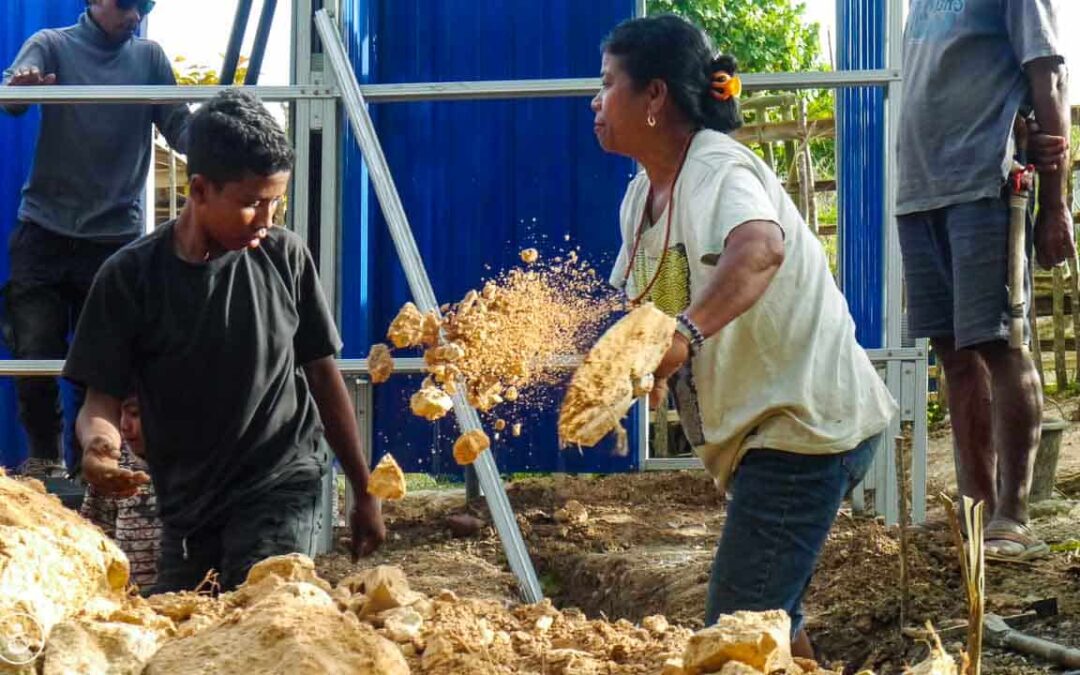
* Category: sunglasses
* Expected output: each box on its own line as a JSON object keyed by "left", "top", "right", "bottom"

{"left": 116, "top": 0, "right": 156, "bottom": 14}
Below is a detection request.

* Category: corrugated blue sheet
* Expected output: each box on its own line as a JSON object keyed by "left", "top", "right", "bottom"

{"left": 837, "top": 0, "right": 886, "bottom": 349}
{"left": 339, "top": 1, "right": 639, "bottom": 474}
{"left": 0, "top": 2, "right": 86, "bottom": 469}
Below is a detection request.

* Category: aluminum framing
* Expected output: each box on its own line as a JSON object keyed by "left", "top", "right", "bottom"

{"left": 0, "top": 0, "right": 925, "bottom": 592}
{"left": 0, "top": 70, "right": 900, "bottom": 107}
{"left": 0, "top": 85, "right": 337, "bottom": 103}
{"left": 315, "top": 8, "right": 545, "bottom": 603}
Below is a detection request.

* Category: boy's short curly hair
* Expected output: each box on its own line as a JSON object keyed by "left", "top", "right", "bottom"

{"left": 186, "top": 90, "right": 294, "bottom": 186}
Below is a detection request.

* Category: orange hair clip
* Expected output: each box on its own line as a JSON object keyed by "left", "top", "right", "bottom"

{"left": 711, "top": 71, "right": 742, "bottom": 101}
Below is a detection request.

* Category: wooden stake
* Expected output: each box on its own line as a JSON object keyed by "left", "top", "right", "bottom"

{"left": 895, "top": 435, "right": 911, "bottom": 630}
{"left": 963, "top": 497, "right": 986, "bottom": 675}
{"left": 940, "top": 493, "right": 985, "bottom": 675}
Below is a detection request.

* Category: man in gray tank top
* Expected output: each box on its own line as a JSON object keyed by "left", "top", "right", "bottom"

{"left": 897, "top": 0, "right": 1071, "bottom": 561}
{"left": 1, "top": 0, "right": 189, "bottom": 481}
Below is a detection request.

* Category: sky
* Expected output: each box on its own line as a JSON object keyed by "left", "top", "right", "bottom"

{"left": 149, "top": 0, "right": 1078, "bottom": 102}
{"left": 148, "top": 0, "right": 293, "bottom": 85}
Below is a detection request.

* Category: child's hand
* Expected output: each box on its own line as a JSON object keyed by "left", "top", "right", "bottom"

{"left": 83, "top": 437, "right": 150, "bottom": 498}
{"left": 349, "top": 492, "right": 386, "bottom": 561}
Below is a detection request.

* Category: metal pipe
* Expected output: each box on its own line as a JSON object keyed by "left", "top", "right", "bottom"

{"left": 350, "top": 70, "right": 900, "bottom": 102}
{"left": 0, "top": 69, "right": 900, "bottom": 106}
{"left": 0, "top": 86, "right": 337, "bottom": 104}
{"left": 314, "top": 9, "right": 543, "bottom": 603}
{"left": 0, "top": 350, "right": 914, "bottom": 378}
{"left": 244, "top": 0, "right": 279, "bottom": 86}
{"left": 220, "top": 0, "right": 255, "bottom": 86}
{"left": 168, "top": 149, "right": 178, "bottom": 220}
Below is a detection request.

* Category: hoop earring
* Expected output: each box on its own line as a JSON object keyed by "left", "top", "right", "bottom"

{"left": 646, "top": 112, "right": 657, "bottom": 128}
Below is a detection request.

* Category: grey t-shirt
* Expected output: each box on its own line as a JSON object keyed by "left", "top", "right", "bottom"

{"left": 896, "top": 0, "right": 1064, "bottom": 215}
{"left": 1, "top": 12, "right": 190, "bottom": 242}
{"left": 63, "top": 224, "right": 342, "bottom": 532}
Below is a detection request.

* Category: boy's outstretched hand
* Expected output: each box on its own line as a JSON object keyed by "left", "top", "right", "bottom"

{"left": 82, "top": 437, "right": 150, "bottom": 498}
{"left": 349, "top": 491, "right": 386, "bottom": 561}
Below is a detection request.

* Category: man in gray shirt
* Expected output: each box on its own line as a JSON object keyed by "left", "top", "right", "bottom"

{"left": 897, "top": 0, "right": 1071, "bottom": 560}
{"left": 2, "top": 0, "right": 189, "bottom": 481}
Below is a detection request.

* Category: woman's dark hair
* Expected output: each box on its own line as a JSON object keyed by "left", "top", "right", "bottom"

{"left": 186, "top": 90, "right": 295, "bottom": 186}
{"left": 601, "top": 14, "right": 742, "bottom": 134}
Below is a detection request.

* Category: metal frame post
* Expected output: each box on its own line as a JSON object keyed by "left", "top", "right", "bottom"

{"left": 0, "top": 2, "right": 928, "bottom": 531}
{"left": 244, "top": 0, "right": 280, "bottom": 86}
{"left": 315, "top": 9, "right": 543, "bottom": 603}
{"left": 220, "top": 0, "right": 255, "bottom": 86}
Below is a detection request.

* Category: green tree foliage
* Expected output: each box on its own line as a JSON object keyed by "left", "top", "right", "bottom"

{"left": 648, "top": 0, "right": 823, "bottom": 74}
{"left": 649, "top": 0, "right": 837, "bottom": 224}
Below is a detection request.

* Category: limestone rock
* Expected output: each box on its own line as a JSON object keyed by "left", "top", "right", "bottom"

{"left": 338, "top": 566, "right": 422, "bottom": 617}
{"left": 367, "top": 343, "right": 394, "bottom": 384}
{"left": 718, "top": 661, "right": 764, "bottom": 674}
{"left": 904, "top": 626, "right": 957, "bottom": 675}
{"left": 554, "top": 500, "right": 589, "bottom": 525}
{"left": 410, "top": 386, "right": 454, "bottom": 421}
{"left": 546, "top": 649, "right": 605, "bottom": 675}
{"left": 387, "top": 302, "right": 425, "bottom": 349}
{"left": 240, "top": 553, "right": 332, "bottom": 595}
{"left": 144, "top": 582, "right": 407, "bottom": 675}
{"left": 380, "top": 606, "right": 423, "bottom": 643}
{"left": 367, "top": 454, "right": 407, "bottom": 501}
{"left": 683, "top": 610, "right": 794, "bottom": 674}
{"left": 43, "top": 594, "right": 181, "bottom": 673}
{"left": 643, "top": 615, "right": 670, "bottom": 635}
{"left": 453, "top": 430, "right": 491, "bottom": 466}
{"left": 661, "top": 657, "right": 687, "bottom": 675}
{"left": 420, "top": 311, "right": 442, "bottom": 348}
{"left": 0, "top": 470, "right": 129, "bottom": 654}
{"left": 559, "top": 303, "right": 675, "bottom": 447}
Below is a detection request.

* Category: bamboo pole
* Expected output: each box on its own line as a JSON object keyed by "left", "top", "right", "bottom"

{"left": 1069, "top": 257, "right": 1080, "bottom": 383}
{"left": 1031, "top": 263, "right": 1046, "bottom": 388}
{"left": 781, "top": 104, "right": 797, "bottom": 180}
{"left": 1053, "top": 266, "right": 1068, "bottom": 390}
{"left": 799, "top": 99, "right": 818, "bottom": 234}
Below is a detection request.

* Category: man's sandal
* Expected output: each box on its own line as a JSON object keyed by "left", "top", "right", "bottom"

{"left": 984, "top": 521, "right": 1049, "bottom": 562}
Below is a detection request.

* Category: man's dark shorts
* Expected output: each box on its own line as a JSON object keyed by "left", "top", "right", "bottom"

{"left": 897, "top": 196, "right": 1031, "bottom": 349}
{"left": 153, "top": 478, "right": 324, "bottom": 593}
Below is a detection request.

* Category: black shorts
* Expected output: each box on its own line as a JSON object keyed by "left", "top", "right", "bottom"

{"left": 897, "top": 196, "right": 1031, "bottom": 349}
{"left": 153, "top": 478, "right": 324, "bottom": 594}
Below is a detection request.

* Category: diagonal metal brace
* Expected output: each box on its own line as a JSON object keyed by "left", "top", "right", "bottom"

{"left": 314, "top": 9, "right": 542, "bottom": 603}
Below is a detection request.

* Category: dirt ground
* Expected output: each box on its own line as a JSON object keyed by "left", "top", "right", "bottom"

{"left": 317, "top": 405, "right": 1080, "bottom": 674}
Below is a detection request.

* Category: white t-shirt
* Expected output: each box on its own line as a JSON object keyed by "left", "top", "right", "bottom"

{"left": 610, "top": 130, "right": 897, "bottom": 487}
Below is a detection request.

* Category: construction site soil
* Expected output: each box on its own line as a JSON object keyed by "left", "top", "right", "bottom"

{"left": 318, "top": 414, "right": 1080, "bottom": 674}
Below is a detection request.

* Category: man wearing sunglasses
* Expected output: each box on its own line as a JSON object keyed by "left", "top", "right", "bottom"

{"left": 1, "top": 0, "right": 188, "bottom": 483}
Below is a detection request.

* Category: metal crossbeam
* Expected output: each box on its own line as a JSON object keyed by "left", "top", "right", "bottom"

{"left": 314, "top": 9, "right": 543, "bottom": 604}
{"left": 0, "top": 85, "right": 338, "bottom": 104}
{"left": 0, "top": 355, "right": 577, "bottom": 378}
{"left": 0, "top": 69, "right": 899, "bottom": 106}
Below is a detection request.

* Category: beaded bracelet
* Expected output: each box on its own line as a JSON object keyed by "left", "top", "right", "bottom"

{"left": 675, "top": 312, "right": 706, "bottom": 351}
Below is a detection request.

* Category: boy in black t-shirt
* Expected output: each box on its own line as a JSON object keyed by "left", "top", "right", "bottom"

{"left": 63, "top": 90, "right": 385, "bottom": 592}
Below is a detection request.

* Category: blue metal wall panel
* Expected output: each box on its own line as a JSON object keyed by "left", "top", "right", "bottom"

{"left": 837, "top": 0, "right": 886, "bottom": 349}
{"left": 0, "top": 2, "right": 86, "bottom": 469}
{"left": 340, "top": 1, "right": 639, "bottom": 474}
